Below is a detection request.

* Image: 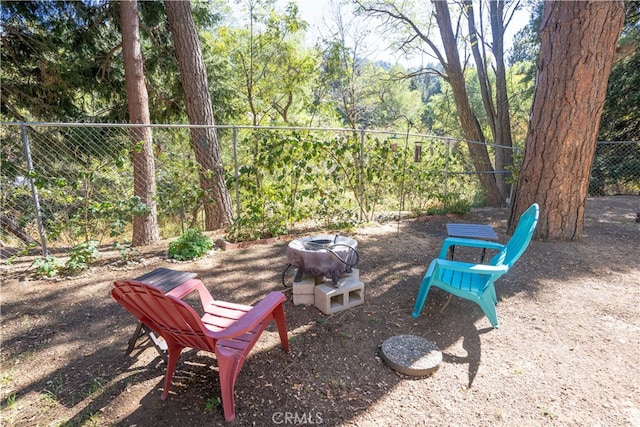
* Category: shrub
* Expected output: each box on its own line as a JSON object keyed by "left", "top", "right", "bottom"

{"left": 224, "top": 215, "right": 288, "bottom": 243}
{"left": 425, "top": 193, "right": 471, "bottom": 216}
{"left": 168, "top": 229, "right": 214, "bottom": 261}
{"left": 65, "top": 240, "right": 100, "bottom": 274}
{"left": 113, "top": 241, "right": 140, "bottom": 264}
{"left": 33, "top": 255, "right": 64, "bottom": 278}
{"left": 32, "top": 240, "right": 100, "bottom": 278}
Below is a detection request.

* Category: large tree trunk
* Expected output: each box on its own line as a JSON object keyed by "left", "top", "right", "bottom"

{"left": 120, "top": 0, "right": 160, "bottom": 246}
{"left": 509, "top": 0, "right": 624, "bottom": 240}
{"left": 433, "top": 0, "right": 504, "bottom": 207}
{"left": 164, "top": 0, "right": 233, "bottom": 230}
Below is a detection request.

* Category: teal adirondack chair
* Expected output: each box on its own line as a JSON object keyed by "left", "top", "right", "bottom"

{"left": 412, "top": 204, "right": 539, "bottom": 328}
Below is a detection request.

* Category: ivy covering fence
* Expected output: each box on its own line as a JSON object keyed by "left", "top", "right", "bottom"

{"left": 1, "top": 123, "right": 638, "bottom": 255}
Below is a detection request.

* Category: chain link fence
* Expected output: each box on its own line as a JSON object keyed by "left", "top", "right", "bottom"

{"left": 1, "top": 122, "right": 639, "bottom": 255}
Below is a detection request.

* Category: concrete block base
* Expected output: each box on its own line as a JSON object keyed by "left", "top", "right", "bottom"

{"left": 314, "top": 271, "right": 364, "bottom": 315}
{"left": 293, "top": 293, "right": 315, "bottom": 305}
{"left": 292, "top": 273, "right": 316, "bottom": 305}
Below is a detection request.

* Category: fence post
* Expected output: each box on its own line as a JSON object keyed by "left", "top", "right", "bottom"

{"left": 20, "top": 123, "right": 48, "bottom": 256}
{"left": 444, "top": 138, "right": 451, "bottom": 200}
{"left": 232, "top": 126, "right": 240, "bottom": 219}
{"left": 359, "top": 128, "right": 365, "bottom": 221}
{"left": 398, "top": 122, "right": 411, "bottom": 219}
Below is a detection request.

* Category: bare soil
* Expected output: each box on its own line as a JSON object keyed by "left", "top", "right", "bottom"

{"left": 2, "top": 196, "right": 639, "bottom": 427}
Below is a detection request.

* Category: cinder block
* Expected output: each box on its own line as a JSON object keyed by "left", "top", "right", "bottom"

{"left": 292, "top": 270, "right": 317, "bottom": 305}
{"left": 292, "top": 277, "right": 316, "bottom": 295}
{"left": 293, "top": 293, "right": 315, "bottom": 305}
{"left": 314, "top": 278, "right": 364, "bottom": 315}
{"left": 337, "top": 268, "right": 359, "bottom": 284}
{"left": 294, "top": 270, "right": 325, "bottom": 285}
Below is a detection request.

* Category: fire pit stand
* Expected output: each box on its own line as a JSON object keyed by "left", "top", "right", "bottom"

{"left": 286, "top": 235, "right": 364, "bottom": 314}
{"left": 286, "top": 235, "right": 359, "bottom": 286}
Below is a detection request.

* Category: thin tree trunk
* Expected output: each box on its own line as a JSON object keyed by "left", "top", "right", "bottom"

{"left": 120, "top": 0, "right": 159, "bottom": 246}
{"left": 0, "top": 213, "right": 38, "bottom": 246}
{"left": 489, "top": 0, "right": 513, "bottom": 201}
{"left": 433, "top": 0, "right": 504, "bottom": 207}
{"left": 165, "top": 0, "right": 233, "bottom": 230}
{"left": 465, "top": 0, "right": 513, "bottom": 202}
{"left": 466, "top": 0, "right": 497, "bottom": 139}
{"left": 509, "top": 0, "right": 624, "bottom": 240}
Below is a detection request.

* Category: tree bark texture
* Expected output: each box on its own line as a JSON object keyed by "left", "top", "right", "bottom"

{"left": 120, "top": 0, "right": 160, "bottom": 246}
{"left": 509, "top": 0, "right": 624, "bottom": 240}
{"left": 164, "top": 0, "right": 234, "bottom": 230}
{"left": 433, "top": 0, "right": 504, "bottom": 207}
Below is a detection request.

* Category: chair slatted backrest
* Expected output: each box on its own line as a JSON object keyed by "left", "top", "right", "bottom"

{"left": 489, "top": 204, "right": 539, "bottom": 268}
{"left": 112, "top": 280, "right": 214, "bottom": 351}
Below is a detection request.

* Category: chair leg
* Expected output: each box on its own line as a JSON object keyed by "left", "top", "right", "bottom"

{"left": 488, "top": 284, "right": 498, "bottom": 304}
{"left": 412, "top": 276, "right": 433, "bottom": 318}
{"left": 216, "top": 351, "right": 244, "bottom": 422}
{"left": 477, "top": 292, "right": 499, "bottom": 329}
{"left": 161, "top": 342, "right": 183, "bottom": 400}
{"left": 126, "top": 322, "right": 144, "bottom": 356}
{"left": 273, "top": 303, "right": 290, "bottom": 352}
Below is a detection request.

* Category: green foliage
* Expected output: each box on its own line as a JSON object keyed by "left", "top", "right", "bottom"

{"left": 4, "top": 244, "right": 37, "bottom": 265}
{"left": 592, "top": 5, "right": 640, "bottom": 195}
{"left": 3, "top": 0, "right": 638, "bottom": 258}
{"left": 1, "top": 1, "right": 114, "bottom": 121}
{"left": 589, "top": 142, "right": 640, "bottom": 196}
{"left": 0, "top": 1, "right": 231, "bottom": 124}
{"left": 225, "top": 215, "right": 288, "bottom": 243}
{"left": 1, "top": 125, "right": 142, "bottom": 246}
{"left": 508, "top": 1, "right": 543, "bottom": 66}
{"left": 319, "top": 37, "right": 424, "bottom": 130}
{"left": 65, "top": 240, "right": 100, "bottom": 274}
{"left": 210, "top": 2, "right": 316, "bottom": 126}
{"left": 33, "top": 255, "right": 65, "bottom": 278}
{"left": 424, "top": 87, "right": 462, "bottom": 138}
{"left": 31, "top": 240, "right": 99, "bottom": 278}
{"left": 168, "top": 229, "right": 214, "bottom": 261}
{"left": 113, "top": 242, "right": 140, "bottom": 264}
{"left": 155, "top": 130, "right": 203, "bottom": 232}
{"left": 204, "top": 396, "right": 221, "bottom": 413}
{"left": 221, "top": 127, "right": 479, "bottom": 242}
{"left": 403, "top": 142, "right": 449, "bottom": 212}
{"left": 425, "top": 193, "right": 472, "bottom": 216}
{"left": 599, "top": 50, "right": 640, "bottom": 141}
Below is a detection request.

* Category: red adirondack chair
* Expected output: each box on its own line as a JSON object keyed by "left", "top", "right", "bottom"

{"left": 112, "top": 279, "right": 289, "bottom": 422}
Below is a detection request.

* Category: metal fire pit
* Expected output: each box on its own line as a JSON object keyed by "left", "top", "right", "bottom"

{"left": 286, "top": 235, "right": 358, "bottom": 286}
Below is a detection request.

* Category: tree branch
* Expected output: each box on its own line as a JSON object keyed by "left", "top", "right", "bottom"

{"left": 354, "top": 1, "right": 448, "bottom": 67}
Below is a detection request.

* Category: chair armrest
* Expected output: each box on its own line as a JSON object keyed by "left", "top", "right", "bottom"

{"left": 165, "top": 278, "right": 214, "bottom": 307}
{"left": 433, "top": 259, "right": 509, "bottom": 275}
{"left": 438, "top": 237, "right": 505, "bottom": 259}
{"left": 208, "top": 291, "right": 287, "bottom": 340}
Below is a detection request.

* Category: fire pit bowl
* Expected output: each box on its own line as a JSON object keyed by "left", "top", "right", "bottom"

{"left": 287, "top": 235, "right": 359, "bottom": 285}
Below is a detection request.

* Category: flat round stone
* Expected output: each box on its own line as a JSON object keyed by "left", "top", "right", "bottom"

{"left": 381, "top": 335, "right": 442, "bottom": 376}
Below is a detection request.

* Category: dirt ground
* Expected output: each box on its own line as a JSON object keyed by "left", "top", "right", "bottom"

{"left": 2, "top": 196, "right": 639, "bottom": 427}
